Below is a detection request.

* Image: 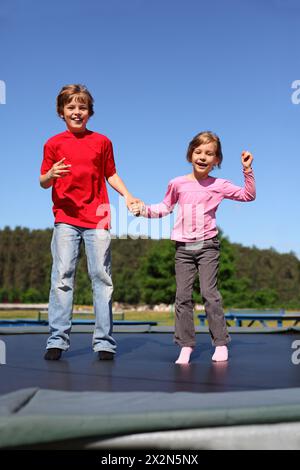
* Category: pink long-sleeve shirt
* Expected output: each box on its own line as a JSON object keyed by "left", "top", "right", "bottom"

{"left": 144, "top": 169, "right": 256, "bottom": 242}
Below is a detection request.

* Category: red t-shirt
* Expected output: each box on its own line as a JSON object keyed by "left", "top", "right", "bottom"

{"left": 41, "top": 130, "right": 116, "bottom": 229}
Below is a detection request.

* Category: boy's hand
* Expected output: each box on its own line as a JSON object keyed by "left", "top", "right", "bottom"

{"left": 48, "top": 158, "right": 71, "bottom": 179}
{"left": 241, "top": 151, "right": 253, "bottom": 172}
{"left": 130, "top": 202, "right": 140, "bottom": 216}
{"left": 130, "top": 201, "right": 145, "bottom": 217}
{"left": 125, "top": 195, "right": 142, "bottom": 211}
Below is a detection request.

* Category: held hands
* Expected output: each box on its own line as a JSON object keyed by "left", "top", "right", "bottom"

{"left": 125, "top": 195, "right": 144, "bottom": 213}
{"left": 48, "top": 158, "right": 71, "bottom": 179}
{"left": 241, "top": 151, "right": 253, "bottom": 172}
{"left": 130, "top": 201, "right": 146, "bottom": 217}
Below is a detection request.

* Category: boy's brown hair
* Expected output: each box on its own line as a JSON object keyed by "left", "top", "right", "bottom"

{"left": 186, "top": 131, "right": 223, "bottom": 168}
{"left": 56, "top": 84, "right": 94, "bottom": 118}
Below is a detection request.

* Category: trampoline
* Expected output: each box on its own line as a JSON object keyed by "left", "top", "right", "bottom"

{"left": 0, "top": 325, "right": 300, "bottom": 449}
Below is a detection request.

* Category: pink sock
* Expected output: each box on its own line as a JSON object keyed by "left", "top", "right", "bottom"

{"left": 175, "top": 347, "right": 194, "bottom": 364}
{"left": 212, "top": 345, "right": 228, "bottom": 362}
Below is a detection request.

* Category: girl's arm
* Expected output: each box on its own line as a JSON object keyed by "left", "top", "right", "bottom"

{"left": 132, "top": 180, "right": 178, "bottom": 218}
{"left": 222, "top": 151, "right": 256, "bottom": 202}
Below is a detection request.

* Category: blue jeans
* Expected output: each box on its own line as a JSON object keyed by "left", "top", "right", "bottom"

{"left": 46, "top": 223, "right": 116, "bottom": 353}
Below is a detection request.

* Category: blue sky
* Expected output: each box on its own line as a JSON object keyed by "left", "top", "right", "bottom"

{"left": 0, "top": 0, "right": 300, "bottom": 257}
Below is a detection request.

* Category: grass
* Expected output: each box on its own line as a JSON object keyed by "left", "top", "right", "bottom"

{"left": 0, "top": 309, "right": 179, "bottom": 326}
{"left": 0, "top": 309, "right": 298, "bottom": 327}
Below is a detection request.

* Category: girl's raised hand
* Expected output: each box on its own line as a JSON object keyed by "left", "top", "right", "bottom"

{"left": 241, "top": 151, "right": 253, "bottom": 171}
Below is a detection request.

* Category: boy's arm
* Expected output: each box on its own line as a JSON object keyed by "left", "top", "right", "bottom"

{"left": 40, "top": 172, "right": 54, "bottom": 189}
{"left": 107, "top": 173, "right": 140, "bottom": 208}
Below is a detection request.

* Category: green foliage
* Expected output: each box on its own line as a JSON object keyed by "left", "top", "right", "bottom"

{"left": 111, "top": 238, "right": 153, "bottom": 304}
{"left": 232, "top": 243, "right": 300, "bottom": 308}
{"left": 20, "top": 288, "right": 44, "bottom": 303}
{"left": 138, "top": 239, "right": 176, "bottom": 305}
{"left": 0, "top": 227, "right": 299, "bottom": 308}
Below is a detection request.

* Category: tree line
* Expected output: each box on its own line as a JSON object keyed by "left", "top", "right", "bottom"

{"left": 0, "top": 226, "right": 299, "bottom": 308}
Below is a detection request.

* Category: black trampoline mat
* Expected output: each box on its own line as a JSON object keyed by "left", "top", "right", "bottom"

{"left": 1, "top": 332, "right": 300, "bottom": 394}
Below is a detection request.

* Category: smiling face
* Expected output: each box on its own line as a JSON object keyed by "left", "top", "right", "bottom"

{"left": 61, "top": 95, "right": 90, "bottom": 133}
{"left": 191, "top": 142, "right": 220, "bottom": 179}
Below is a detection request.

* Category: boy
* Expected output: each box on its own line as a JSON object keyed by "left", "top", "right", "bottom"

{"left": 40, "top": 84, "right": 139, "bottom": 361}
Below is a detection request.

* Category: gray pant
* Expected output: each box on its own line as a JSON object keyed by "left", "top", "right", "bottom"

{"left": 174, "top": 236, "right": 231, "bottom": 347}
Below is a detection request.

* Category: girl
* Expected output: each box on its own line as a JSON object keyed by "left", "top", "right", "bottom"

{"left": 131, "top": 131, "right": 255, "bottom": 364}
